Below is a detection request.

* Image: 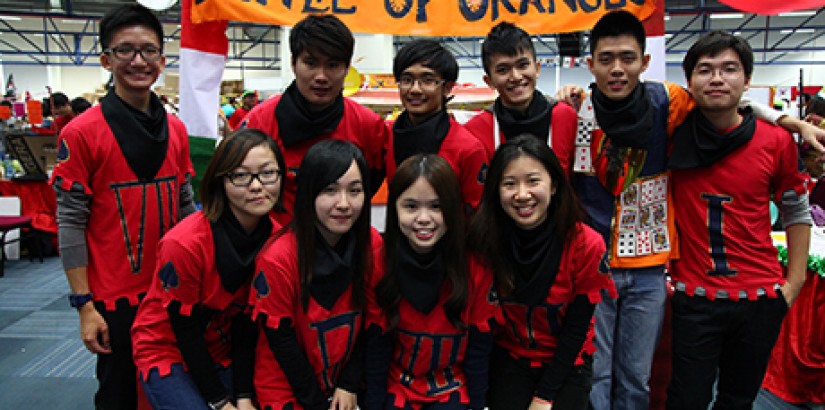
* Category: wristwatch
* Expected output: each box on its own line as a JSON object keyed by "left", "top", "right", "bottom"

{"left": 68, "top": 293, "right": 94, "bottom": 309}
{"left": 208, "top": 397, "right": 230, "bottom": 410}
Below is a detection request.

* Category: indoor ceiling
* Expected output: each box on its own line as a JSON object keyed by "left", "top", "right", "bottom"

{"left": 0, "top": 0, "right": 822, "bottom": 69}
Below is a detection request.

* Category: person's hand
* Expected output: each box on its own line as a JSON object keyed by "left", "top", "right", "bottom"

{"left": 235, "top": 398, "right": 257, "bottom": 410}
{"left": 554, "top": 85, "right": 585, "bottom": 112}
{"left": 78, "top": 303, "right": 111, "bottom": 354}
{"left": 527, "top": 398, "right": 553, "bottom": 410}
{"left": 796, "top": 120, "right": 825, "bottom": 155}
{"left": 780, "top": 280, "right": 803, "bottom": 308}
{"left": 329, "top": 388, "right": 357, "bottom": 410}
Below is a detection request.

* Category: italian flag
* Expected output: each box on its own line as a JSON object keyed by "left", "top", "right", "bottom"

{"left": 179, "top": 0, "right": 228, "bottom": 199}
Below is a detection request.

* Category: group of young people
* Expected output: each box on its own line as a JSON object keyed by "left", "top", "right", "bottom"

{"left": 51, "top": 3, "right": 820, "bottom": 410}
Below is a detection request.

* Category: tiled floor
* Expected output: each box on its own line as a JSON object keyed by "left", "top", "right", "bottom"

{"left": 0, "top": 256, "right": 96, "bottom": 409}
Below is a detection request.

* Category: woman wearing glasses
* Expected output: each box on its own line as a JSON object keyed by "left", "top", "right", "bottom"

{"left": 132, "top": 128, "right": 286, "bottom": 410}
{"left": 385, "top": 39, "right": 488, "bottom": 211}
{"left": 250, "top": 140, "right": 383, "bottom": 410}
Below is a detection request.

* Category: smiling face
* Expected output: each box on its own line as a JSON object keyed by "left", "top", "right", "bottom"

{"left": 100, "top": 25, "right": 165, "bottom": 105}
{"left": 687, "top": 48, "right": 750, "bottom": 114}
{"left": 588, "top": 34, "right": 649, "bottom": 101}
{"left": 398, "top": 63, "right": 450, "bottom": 125}
{"left": 499, "top": 154, "right": 556, "bottom": 230}
{"left": 315, "top": 160, "right": 365, "bottom": 246}
{"left": 292, "top": 50, "right": 348, "bottom": 111}
{"left": 225, "top": 145, "right": 282, "bottom": 232}
{"left": 483, "top": 50, "right": 540, "bottom": 112}
{"left": 396, "top": 176, "right": 446, "bottom": 254}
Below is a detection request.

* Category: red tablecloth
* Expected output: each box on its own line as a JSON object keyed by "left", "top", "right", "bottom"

{"left": 0, "top": 179, "right": 57, "bottom": 234}
{"left": 762, "top": 270, "right": 825, "bottom": 404}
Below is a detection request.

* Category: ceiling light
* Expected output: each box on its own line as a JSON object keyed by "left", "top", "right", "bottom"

{"left": 664, "top": 14, "right": 671, "bottom": 21}
{"left": 710, "top": 13, "right": 744, "bottom": 19}
{"left": 61, "top": 19, "right": 87, "bottom": 24}
{"left": 0, "top": 16, "right": 22, "bottom": 21}
{"left": 779, "top": 11, "right": 816, "bottom": 17}
{"left": 780, "top": 28, "right": 816, "bottom": 34}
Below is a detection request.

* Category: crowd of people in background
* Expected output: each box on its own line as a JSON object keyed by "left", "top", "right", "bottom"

{"left": 41, "top": 3, "right": 825, "bottom": 410}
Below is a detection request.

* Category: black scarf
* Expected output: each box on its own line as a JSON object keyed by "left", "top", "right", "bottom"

{"left": 211, "top": 212, "right": 272, "bottom": 294}
{"left": 275, "top": 81, "right": 345, "bottom": 148}
{"left": 505, "top": 218, "right": 563, "bottom": 307}
{"left": 669, "top": 108, "right": 756, "bottom": 169}
{"left": 310, "top": 229, "right": 356, "bottom": 310}
{"left": 397, "top": 240, "right": 445, "bottom": 314}
{"left": 591, "top": 83, "right": 652, "bottom": 149}
{"left": 492, "top": 90, "right": 556, "bottom": 143}
{"left": 100, "top": 90, "right": 168, "bottom": 182}
{"left": 393, "top": 109, "right": 451, "bottom": 167}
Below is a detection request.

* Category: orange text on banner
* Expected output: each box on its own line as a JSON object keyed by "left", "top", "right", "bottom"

{"left": 191, "top": 0, "right": 656, "bottom": 37}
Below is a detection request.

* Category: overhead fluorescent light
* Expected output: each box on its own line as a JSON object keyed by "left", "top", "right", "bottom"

{"left": 664, "top": 14, "right": 671, "bottom": 21}
{"left": 532, "top": 37, "right": 555, "bottom": 42}
{"left": 664, "top": 33, "right": 673, "bottom": 38}
{"left": 710, "top": 13, "right": 744, "bottom": 19}
{"left": 779, "top": 11, "right": 816, "bottom": 17}
{"left": 61, "top": 19, "right": 87, "bottom": 24}
{"left": 780, "top": 28, "right": 815, "bottom": 34}
{"left": 0, "top": 16, "right": 22, "bottom": 21}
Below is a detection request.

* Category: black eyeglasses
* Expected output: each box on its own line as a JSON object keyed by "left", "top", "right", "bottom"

{"left": 398, "top": 76, "right": 445, "bottom": 90}
{"left": 224, "top": 169, "right": 282, "bottom": 187}
{"left": 104, "top": 45, "right": 162, "bottom": 62}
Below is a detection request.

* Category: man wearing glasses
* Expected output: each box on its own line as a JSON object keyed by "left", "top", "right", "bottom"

{"left": 50, "top": 4, "right": 196, "bottom": 409}
{"left": 385, "top": 39, "right": 487, "bottom": 210}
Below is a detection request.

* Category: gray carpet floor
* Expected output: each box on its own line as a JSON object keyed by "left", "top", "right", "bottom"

{"left": 0, "top": 254, "right": 815, "bottom": 410}
{"left": 0, "top": 255, "right": 96, "bottom": 409}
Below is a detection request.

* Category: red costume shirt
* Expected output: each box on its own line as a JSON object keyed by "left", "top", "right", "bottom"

{"left": 242, "top": 96, "right": 388, "bottom": 224}
{"left": 463, "top": 102, "right": 578, "bottom": 174}
{"left": 251, "top": 228, "right": 384, "bottom": 409}
{"left": 669, "top": 118, "right": 806, "bottom": 300}
{"left": 228, "top": 107, "right": 249, "bottom": 130}
{"left": 50, "top": 105, "right": 193, "bottom": 310}
{"left": 495, "top": 223, "right": 615, "bottom": 366}
{"left": 132, "top": 212, "right": 280, "bottom": 378}
{"left": 385, "top": 117, "right": 487, "bottom": 209}
{"left": 365, "top": 256, "right": 500, "bottom": 409}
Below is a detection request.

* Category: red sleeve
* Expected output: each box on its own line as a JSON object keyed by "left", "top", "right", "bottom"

{"left": 360, "top": 106, "right": 390, "bottom": 171}
{"left": 549, "top": 102, "right": 578, "bottom": 179}
{"left": 154, "top": 234, "right": 207, "bottom": 316}
{"left": 171, "top": 116, "right": 195, "bottom": 182}
{"left": 365, "top": 228, "right": 387, "bottom": 330}
{"left": 50, "top": 111, "right": 98, "bottom": 194}
{"left": 251, "top": 234, "right": 299, "bottom": 330}
{"left": 467, "top": 257, "right": 500, "bottom": 332}
{"left": 571, "top": 224, "right": 616, "bottom": 304}
{"left": 457, "top": 130, "right": 488, "bottom": 209}
{"left": 463, "top": 111, "right": 496, "bottom": 161}
{"left": 773, "top": 128, "right": 808, "bottom": 196}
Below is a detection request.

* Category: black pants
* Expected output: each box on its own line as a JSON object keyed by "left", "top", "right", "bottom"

{"left": 94, "top": 299, "right": 140, "bottom": 410}
{"left": 487, "top": 346, "right": 592, "bottom": 410}
{"left": 666, "top": 291, "right": 788, "bottom": 410}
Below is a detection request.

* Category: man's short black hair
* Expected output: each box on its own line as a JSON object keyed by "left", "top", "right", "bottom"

{"left": 589, "top": 10, "right": 646, "bottom": 56}
{"left": 51, "top": 92, "right": 69, "bottom": 107}
{"left": 290, "top": 14, "right": 354, "bottom": 65}
{"left": 99, "top": 3, "right": 164, "bottom": 51}
{"left": 71, "top": 97, "right": 92, "bottom": 115}
{"left": 682, "top": 30, "right": 754, "bottom": 80}
{"left": 481, "top": 22, "right": 536, "bottom": 75}
{"left": 393, "top": 39, "right": 458, "bottom": 82}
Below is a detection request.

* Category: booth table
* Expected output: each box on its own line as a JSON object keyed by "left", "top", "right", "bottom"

{"left": 0, "top": 179, "right": 57, "bottom": 235}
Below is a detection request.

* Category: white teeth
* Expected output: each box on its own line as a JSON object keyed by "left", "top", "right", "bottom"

{"left": 416, "top": 229, "right": 432, "bottom": 235}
